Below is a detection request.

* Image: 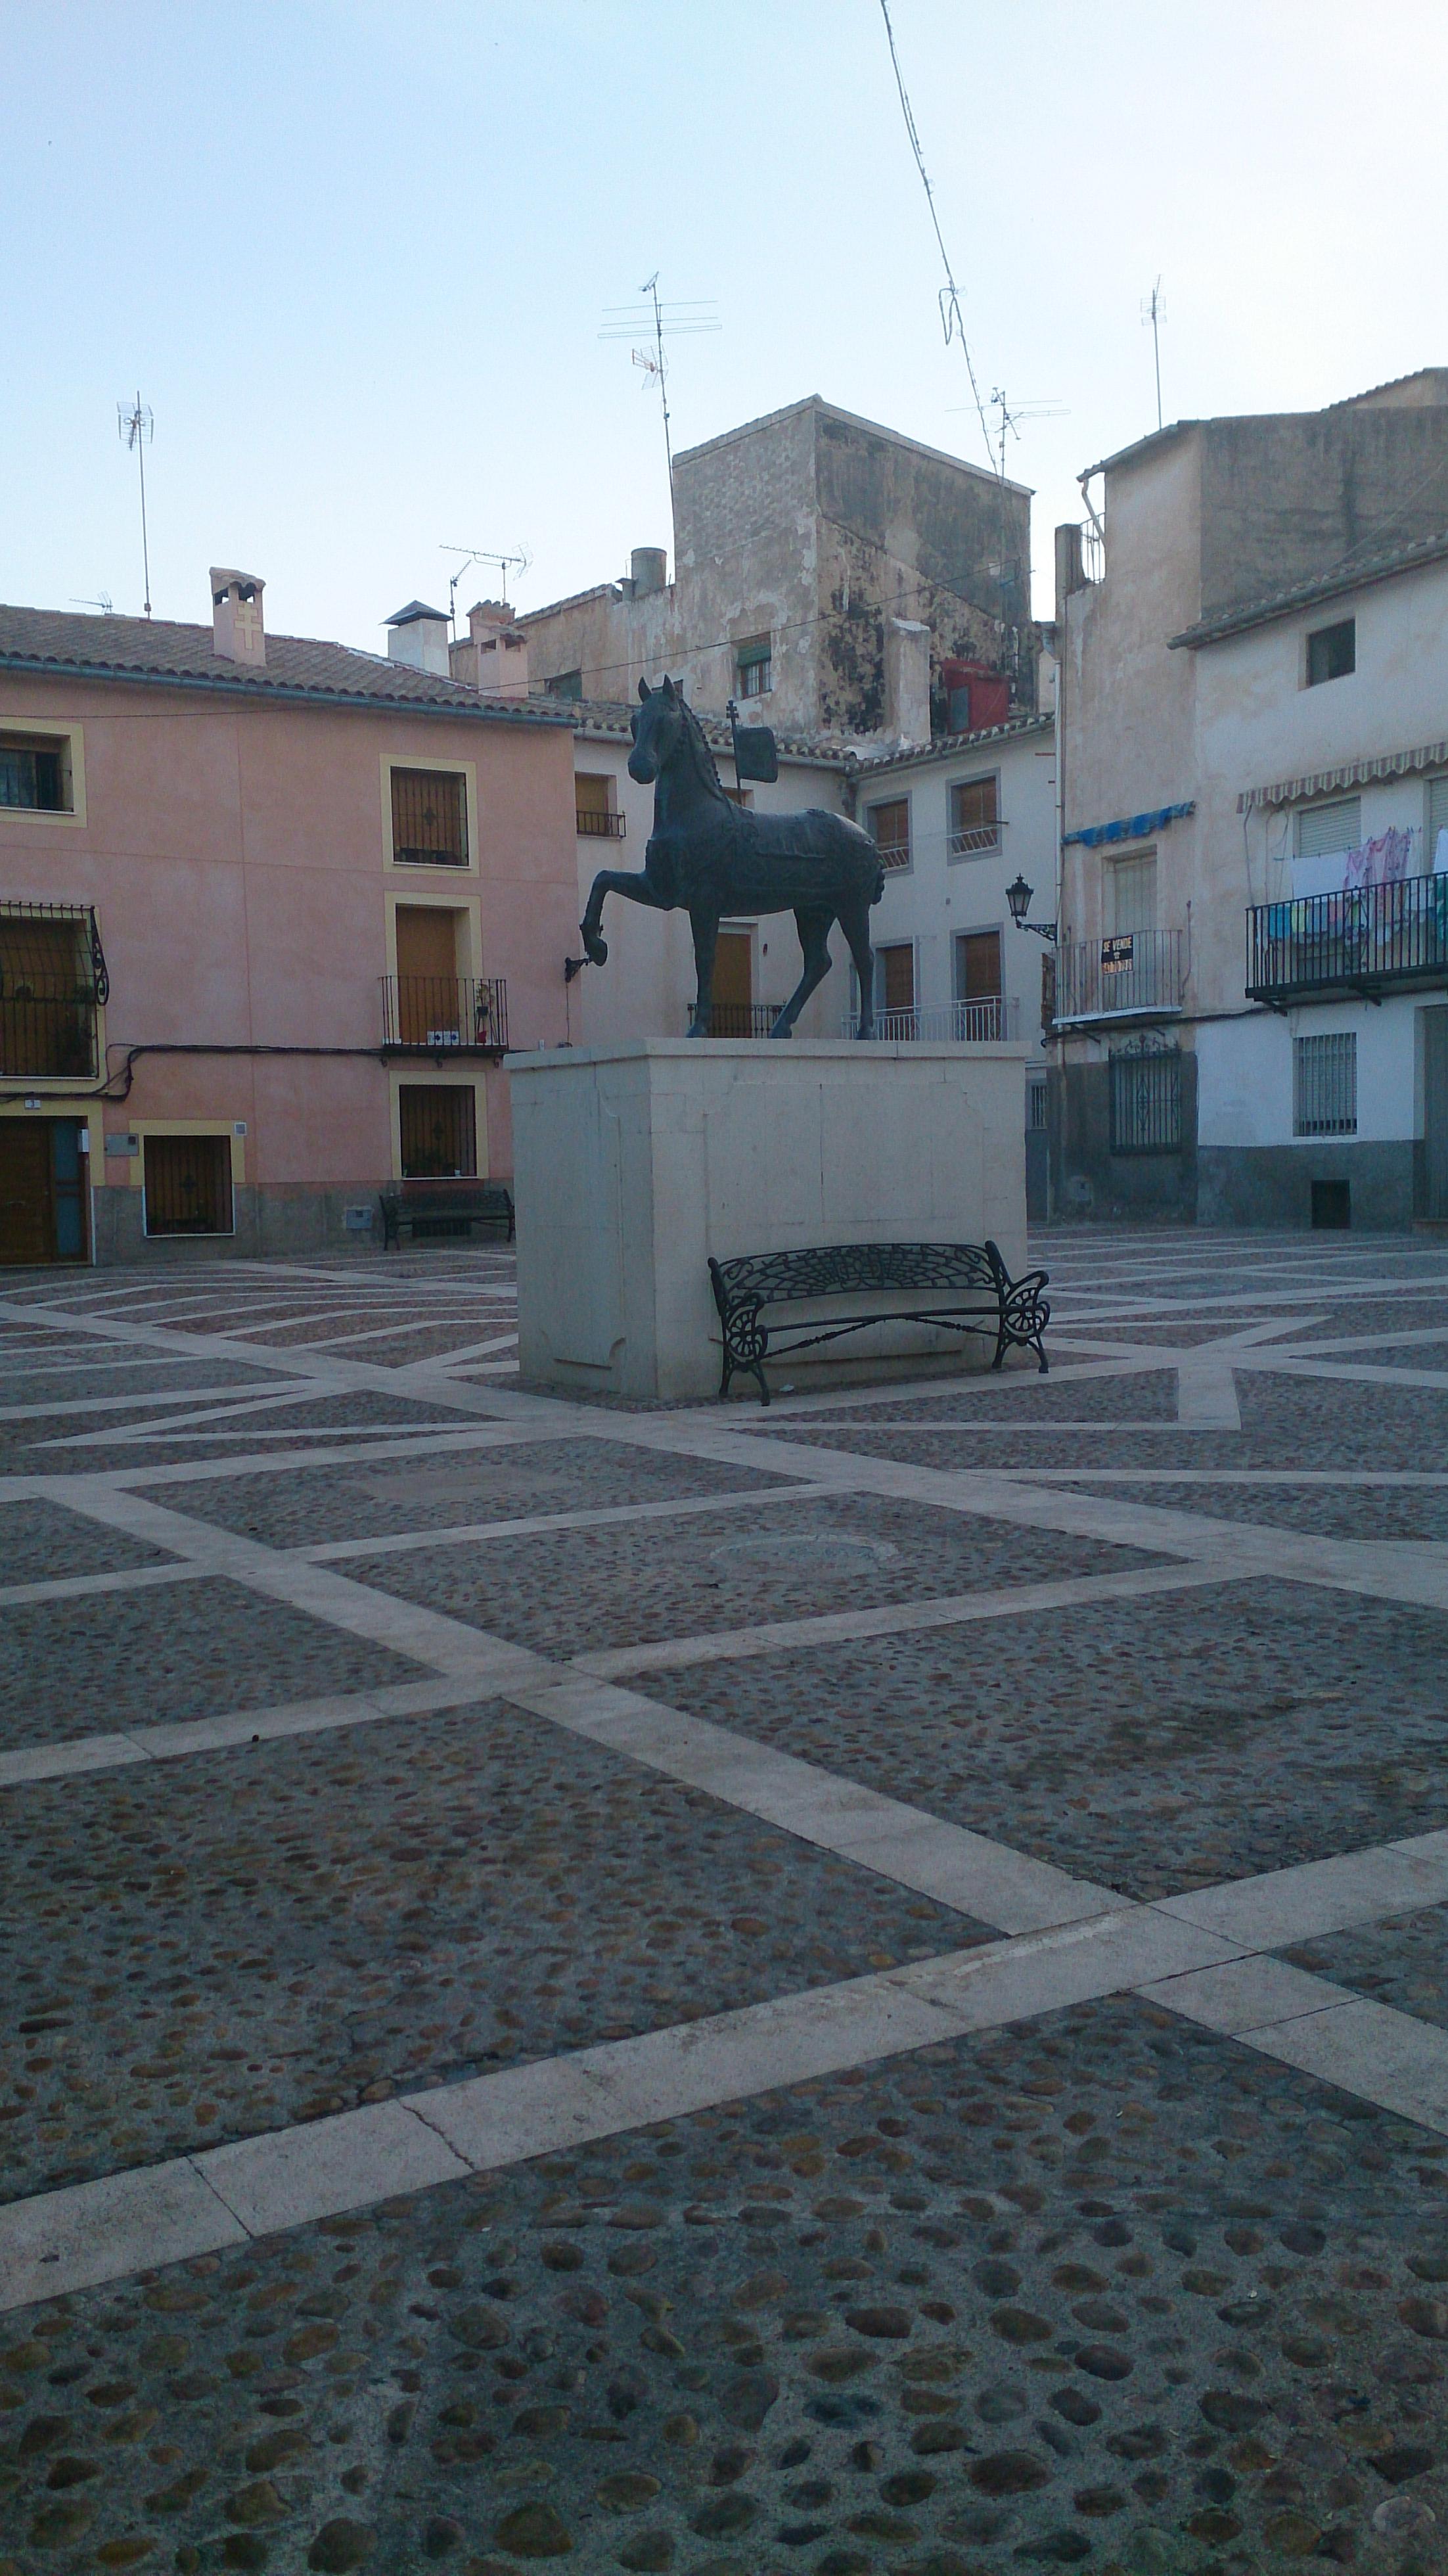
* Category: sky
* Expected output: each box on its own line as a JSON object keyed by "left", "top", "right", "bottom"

{"left": 4, "top": 0, "right": 1446, "bottom": 655}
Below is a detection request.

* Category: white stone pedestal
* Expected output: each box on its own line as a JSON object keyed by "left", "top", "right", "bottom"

{"left": 507, "top": 1039, "right": 1029, "bottom": 1401}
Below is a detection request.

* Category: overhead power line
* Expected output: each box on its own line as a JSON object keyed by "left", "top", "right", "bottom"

{"left": 876, "top": 0, "right": 995, "bottom": 477}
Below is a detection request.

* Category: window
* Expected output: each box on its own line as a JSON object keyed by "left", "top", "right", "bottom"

{"left": 399, "top": 1084, "right": 477, "bottom": 1178}
{"left": 1307, "top": 619, "right": 1355, "bottom": 686}
{"left": 867, "top": 798, "right": 911, "bottom": 870}
{"left": 876, "top": 942, "right": 916, "bottom": 1019}
{"left": 143, "top": 1134, "right": 233, "bottom": 1236}
{"left": 1294, "top": 1032, "right": 1357, "bottom": 1136}
{"left": 1107, "top": 850, "right": 1157, "bottom": 936}
{"left": 1298, "top": 796, "right": 1361, "bottom": 859}
{"left": 1428, "top": 776, "right": 1448, "bottom": 871}
{"left": 575, "top": 773, "right": 623, "bottom": 838}
{"left": 1110, "top": 1041, "right": 1183, "bottom": 1154}
{"left": 955, "top": 929, "right": 1003, "bottom": 1038}
{"left": 1027, "top": 1076, "right": 1047, "bottom": 1132}
{"left": 0, "top": 908, "right": 101, "bottom": 1077}
{"left": 390, "top": 768, "right": 468, "bottom": 867}
{"left": 735, "top": 637, "right": 772, "bottom": 699}
{"left": 0, "top": 732, "right": 70, "bottom": 812}
{"left": 949, "top": 775, "right": 1000, "bottom": 859}
{"left": 547, "top": 670, "right": 583, "bottom": 701}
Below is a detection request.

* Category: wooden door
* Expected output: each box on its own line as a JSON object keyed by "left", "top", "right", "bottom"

{"left": 878, "top": 942, "right": 916, "bottom": 1016}
{"left": 396, "top": 908, "right": 462, "bottom": 1045}
{"left": 0, "top": 1122, "right": 54, "bottom": 1263}
{"left": 955, "top": 930, "right": 1003, "bottom": 1038}
{"left": 710, "top": 930, "right": 754, "bottom": 1035}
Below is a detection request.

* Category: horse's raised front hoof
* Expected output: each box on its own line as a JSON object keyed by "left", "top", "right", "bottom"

{"left": 580, "top": 926, "right": 608, "bottom": 967}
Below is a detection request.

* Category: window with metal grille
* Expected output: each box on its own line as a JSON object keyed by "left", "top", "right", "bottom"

{"left": 1297, "top": 796, "right": 1361, "bottom": 859}
{"left": 390, "top": 768, "right": 468, "bottom": 866}
{"left": 867, "top": 798, "right": 911, "bottom": 869}
{"left": 1294, "top": 1031, "right": 1357, "bottom": 1136}
{"left": 143, "top": 1134, "right": 233, "bottom": 1237}
{"left": 575, "top": 773, "right": 623, "bottom": 838}
{"left": 949, "top": 774, "right": 999, "bottom": 858}
{"left": 735, "top": 637, "right": 772, "bottom": 699}
{"left": 1027, "top": 1078, "right": 1047, "bottom": 1131}
{"left": 1110, "top": 1042, "right": 1182, "bottom": 1154}
{"left": 399, "top": 1085, "right": 478, "bottom": 1178}
{"left": 1306, "top": 619, "right": 1355, "bottom": 686}
{"left": 0, "top": 731, "right": 70, "bottom": 811}
{"left": 0, "top": 908, "right": 101, "bottom": 1076}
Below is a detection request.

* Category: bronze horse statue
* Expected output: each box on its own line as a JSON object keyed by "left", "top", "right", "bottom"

{"left": 579, "top": 676, "right": 884, "bottom": 1037}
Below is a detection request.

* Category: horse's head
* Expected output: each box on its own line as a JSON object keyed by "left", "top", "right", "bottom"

{"left": 629, "top": 674, "right": 686, "bottom": 783}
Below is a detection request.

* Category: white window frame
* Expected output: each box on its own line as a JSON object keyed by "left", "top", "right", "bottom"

{"left": 1294, "top": 1030, "right": 1357, "bottom": 1137}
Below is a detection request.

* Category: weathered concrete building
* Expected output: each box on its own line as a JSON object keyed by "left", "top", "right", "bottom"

{"left": 1052, "top": 370, "right": 1448, "bottom": 1226}
{"left": 518, "top": 396, "right": 1033, "bottom": 747}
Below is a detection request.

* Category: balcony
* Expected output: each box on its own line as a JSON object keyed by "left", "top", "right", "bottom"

{"left": 946, "top": 824, "right": 1001, "bottom": 861}
{"left": 689, "top": 1003, "right": 780, "bottom": 1037}
{"left": 0, "top": 993, "right": 98, "bottom": 1078}
{"left": 381, "top": 976, "right": 509, "bottom": 1056}
{"left": 1246, "top": 877, "right": 1448, "bottom": 1005}
{"left": 1054, "top": 931, "right": 1185, "bottom": 1026}
{"left": 576, "top": 807, "right": 626, "bottom": 839}
{"left": 840, "top": 998, "right": 1022, "bottom": 1043}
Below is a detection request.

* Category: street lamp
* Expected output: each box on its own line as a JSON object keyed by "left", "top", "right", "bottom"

{"left": 1007, "top": 874, "right": 1057, "bottom": 943}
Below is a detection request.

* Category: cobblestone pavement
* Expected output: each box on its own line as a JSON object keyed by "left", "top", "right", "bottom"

{"left": 4, "top": 1234, "right": 1448, "bottom": 2575}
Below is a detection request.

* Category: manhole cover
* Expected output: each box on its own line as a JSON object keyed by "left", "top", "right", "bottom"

{"left": 710, "top": 1534, "right": 897, "bottom": 1578}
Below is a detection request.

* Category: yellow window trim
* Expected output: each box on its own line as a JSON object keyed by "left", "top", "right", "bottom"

{"left": 380, "top": 752, "right": 479, "bottom": 876}
{"left": 0, "top": 716, "right": 87, "bottom": 828}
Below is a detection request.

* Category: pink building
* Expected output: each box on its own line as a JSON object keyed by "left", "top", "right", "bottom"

{"left": 0, "top": 577, "right": 578, "bottom": 1264}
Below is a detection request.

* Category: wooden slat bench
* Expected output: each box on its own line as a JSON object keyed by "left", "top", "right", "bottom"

{"left": 707, "top": 1239, "right": 1049, "bottom": 1403}
{"left": 379, "top": 1181, "right": 515, "bottom": 1247}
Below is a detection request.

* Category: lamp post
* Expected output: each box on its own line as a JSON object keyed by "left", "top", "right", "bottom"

{"left": 1007, "top": 874, "right": 1057, "bottom": 943}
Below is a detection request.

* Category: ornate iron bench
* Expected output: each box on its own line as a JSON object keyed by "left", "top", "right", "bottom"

{"left": 707, "top": 1239, "right": 1049, "bottom": 1404}
{"left": 379, "top": 1181, "right": 515, "bottom": 1247}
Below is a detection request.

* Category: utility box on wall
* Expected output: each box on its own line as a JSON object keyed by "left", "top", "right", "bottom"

{"left": 508, "top": 1038, "right": 1028, "bottom": 1400}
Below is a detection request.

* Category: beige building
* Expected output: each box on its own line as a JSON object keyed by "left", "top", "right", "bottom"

{"left": 1052, "top": 370, "right": 1448, "bottom": 1226}
{"left": 517, "top": 396, "right": 1033, "bottom": 748}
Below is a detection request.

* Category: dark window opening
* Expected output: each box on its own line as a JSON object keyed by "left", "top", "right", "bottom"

{"left": 547, "top": 670, "right": 583, "bottom": 701}
{"left": 1110, "top": 1042, "right": 1183, "bottom": 1154}
{"left": 867, "top": 798, "right": 911, "bottom": 869}
{"left": 0, "top": 735, "right": 68, "bottom": 811}
{"left": 0, "top": 912, "right": 98, "bottom": 1076}
{"left": 949, "top": 775, "right": 1000, "bottom": 858}
{"left": 391, "top": 768, "right": 468, "bottom": 866}
{"left": 399, "top": 1085, "right": 478, "bottom": 1179}
{"left": 1306, "top": 619, "right": 1355, "bottom": 686}
{"left": 1311, "top": 1178, "right": 1351, "bottom": 1229}
{"left": 143, "top": 1134, "right": 233, "bottom": 1237}
{"left": 736, "top": 638, "right": 772, "bottom": 699}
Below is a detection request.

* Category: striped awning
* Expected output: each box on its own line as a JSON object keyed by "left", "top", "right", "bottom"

{"left": 1238, "top": 737, "right": 1448, "bottom": 814}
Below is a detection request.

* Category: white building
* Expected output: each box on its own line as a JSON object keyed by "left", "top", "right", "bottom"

{"left": 1055, "top": 371, "right": 1448, "bottom": 1227}
{"left": 1177, "top": 536, "right": 1448, "bottom": 1228}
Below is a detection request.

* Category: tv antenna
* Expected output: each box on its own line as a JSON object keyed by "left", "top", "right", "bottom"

{"left": 70, "top": 592, "right": 114, "bottom": 617}
{"left": 439, "top": 542, "right": 532, "bottom": 633}
{"left": 1142, "top": 277, "right": 1165, "bottom": 430}
{"left": 600, "top": 274, "right": 719, "bottom": 543}
{"left": 977, "top": 389, "right": 1066, "bottom": 482}
{"left": 116, "top": 392, "right": 154, "bottom": 616}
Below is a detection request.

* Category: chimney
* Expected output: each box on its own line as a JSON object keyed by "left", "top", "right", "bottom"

{"left": 629, "top": 546, "right": 667, "bottom": 599}
{"left": 384, "top": 600, "right": 451, "bottom": 678}
{"left": 211, "top": 568, "right": 265, "bottom": 666}
{"left": 884, "top": 616, "right": 930, "bottom": 747}
{"left": 450, "top": 600, "right": 530, "bottom": 700}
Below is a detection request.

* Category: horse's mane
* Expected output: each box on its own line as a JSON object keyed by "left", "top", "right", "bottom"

{"left": 676, "top": 692, "right": 732, "bottom": 807}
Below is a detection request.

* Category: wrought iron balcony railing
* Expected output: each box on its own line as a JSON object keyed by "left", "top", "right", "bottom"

{"left": 0, "top": 994, "right": 98, "bottom": 1078}
{"left": 380, "top": 976, "right": 508, "bottom": 1055}
{"left": 576, "top": 807, "right": 626, "bottom": 839}
{"left": 1246, "top": 876, "right": 1448, "bottom": 1003}
{"left": 688, "top": 1003, "right": 780, "bottom": 1038}
{"left": 840, "top": 998, "right": 1021, "bottom": 1043}
{"left": 1054, "top": 930, "right": 1184, "bottom": 1024}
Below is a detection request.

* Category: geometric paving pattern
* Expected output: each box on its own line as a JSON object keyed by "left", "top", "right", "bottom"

{"left": 3, "top": 1232, "right": 1448, "bottom": 2572}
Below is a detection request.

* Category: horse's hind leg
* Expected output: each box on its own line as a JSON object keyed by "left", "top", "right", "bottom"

{"left": 838, "top": 896, "right": 878, "bottom": 1038}
{"left": 771, "top": 907, "right": 833, "bottom": 1038}
{"left": 688, "top": 905, "right": 719, "bottom": 1038}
